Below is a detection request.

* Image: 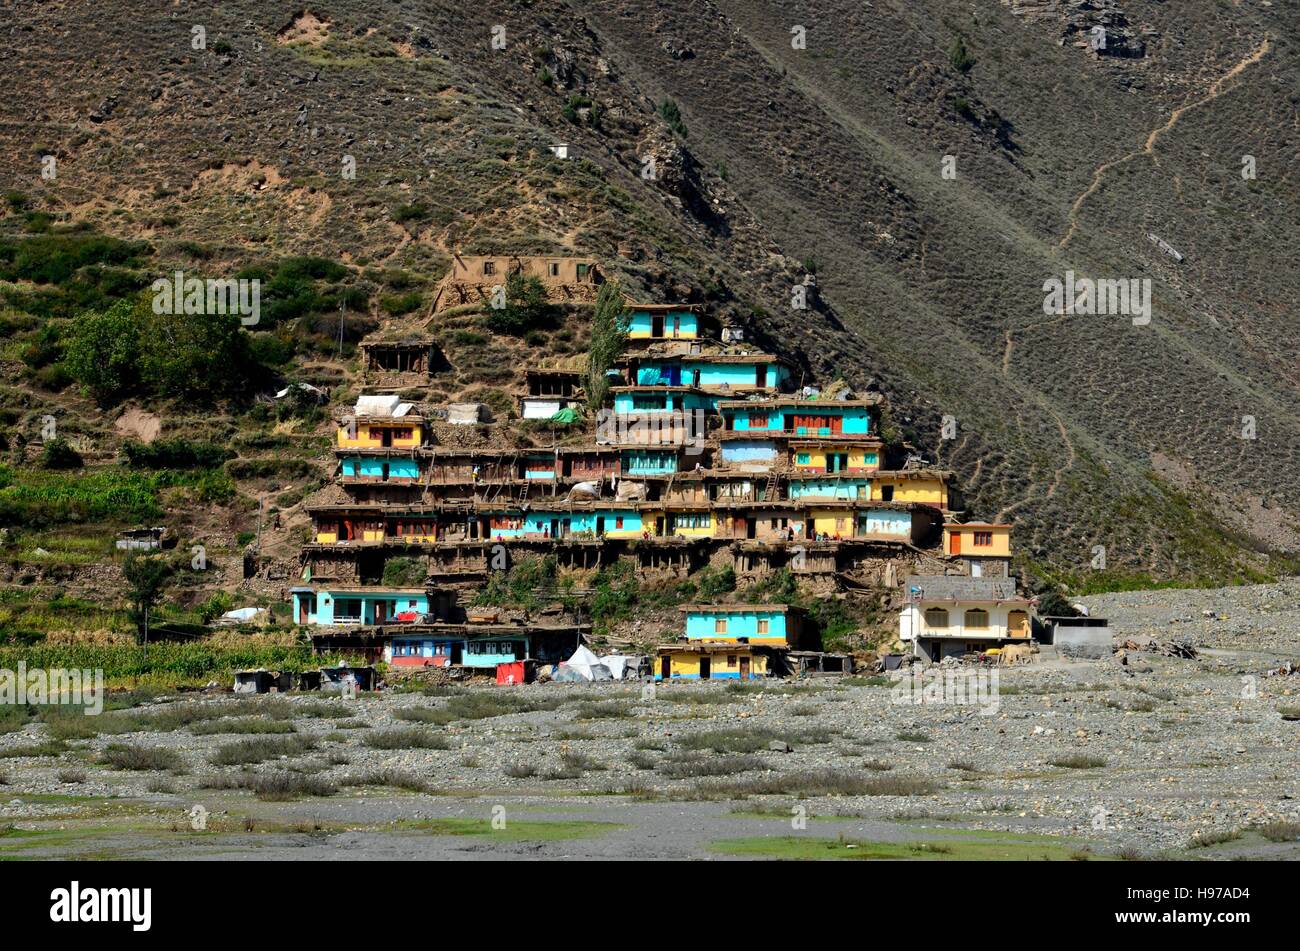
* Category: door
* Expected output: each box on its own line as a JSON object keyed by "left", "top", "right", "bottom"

{"left": 298, "top": 596, "right": 314, "bottom": 624}
{"left": 652, "top": 313, "right": 664, "bottom": 337}
{"left": 381, "top": 428, "right": 393, "bottom": 448}
{"left": 746, "top": 517, "right": 756, "bottom": 539}
{"left": 660, "top": 657, "right": 671, "bottom": 680}
{"left": 381, "top": 463, "right": 390, "bottom": 482}
{"left": 950, "top": 531, "right": 961, "bottom": 555}
{"left": 1008, "top": 610, "right": 1028, "bottom": 639}
{"left": 739, "top": 656, "right": 751, "bottom": 679}
{"left": 699, "top": 657, "right": 711, "bottom": 679}
{"left": 756, "top": 365, "right": 767, "bottom": 388}
{"left": 595, "top": 516, "right": 606, "bottom": 536}
{"left": 374, "top": 601, "right": 390, "bottom": 624}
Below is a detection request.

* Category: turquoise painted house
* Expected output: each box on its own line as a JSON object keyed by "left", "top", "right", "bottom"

{"left": 612, "top": 389, "right": 716, "bottom": 415}
{"left": 339, "top": 456, "right": 421, "bottom": 482}
{"left": 621, "top": 448, "right": 679, "bottom": 475}
{"left": 720, "top": 399, "right": 876, "bottom": 436}
{"left": 483, "top": 509, "right": 645, "bottom": 539}
{"left": 387, "top": 634, "right": 529, "bottom": 669}
{"left": 789, "top": 477, "right": 872, "bottom": 501}
{"left": 292, "top": 588, "right": 429, "bottom": 626}
{"left": 630, "top": 356, "right": 788, "bottom": 391}
{"left": 627, "top": 305, "right": 699, "bottom": 340}
{"left": 680, "top": 604, "right": 804, "bottom": 647}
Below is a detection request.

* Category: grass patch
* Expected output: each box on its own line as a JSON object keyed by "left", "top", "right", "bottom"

{"left": 101, "top": 744, "right": 183, "bottom": 772}
{"left": 1047, "top": 754, "right": 1107, "bottom": 769}
{"left": 398, "top": 817, "right": 619, "bottom": 841}
{"left": 210, "top": 735, "right": 317, "bottom": 767}
{"left": 189, "top": 718, "right": 297, "bottom": 735}
{"left": 709, "top": 833, "right": 1097, "bottom": 861}
{"left": 364, "top": 728, "right": 449, "bottom": 750}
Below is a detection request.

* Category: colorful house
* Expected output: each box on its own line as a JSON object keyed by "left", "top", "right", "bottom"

{"left": 789, "top": 441, "right": 882, "bottom": 473}
{"left": 943, "top": 522, "right": 1013, "bottom": 577}
{"left": 681, "top": 604, "right": 804, "bottom": 647}
{"left": 621, "top": 448, "right": 680, "bottom": 476}
{"left": 385, "top": 634, "right": 529, "bottom": 669}
{"left": 719, "top": 398, "right": 880, "bottom": 436}
{"left": 292, "top": 588, "right": 429, "bottom": 626}
{"left": 339, "top": 455, "right": 422, "bottom": 484}
{"left": 872, "top": 471, "right": 949, "bottom": 509}
{"left": 788, "top": 476, "right": 873, "bottom": 501}
{"left": 627, "top": 354, "right": 789, "bottom": 392}
{"left": 626, "top": 304, "right": 700, "bottom": 341}
{"left": 655, "top": 643, "right": 769, "bottom": 681}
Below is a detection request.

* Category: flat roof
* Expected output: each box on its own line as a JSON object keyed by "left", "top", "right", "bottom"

{"left": 680, "top": 603, "right": 796, "bottom": 614}
{"left": 717, "top": 396, "right": 884, "bottom": 408}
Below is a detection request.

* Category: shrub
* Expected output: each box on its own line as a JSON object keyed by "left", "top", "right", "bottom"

{"left": 364, "top": 728, "right": 449, "bottom": 750}
{"left": 482, "top": 272, "right": 553, "bottom": 335}
{"left": 210, "top": 735, "right": 317, "bottom": 767}
{"left": 949, "top": 36, "right": 976, "bottom": 73}
{"left": 101, "top": 744, "right": 183, "bottom": 772}
{"left": 39, "top": 438, "right": 82, "bottom": 470}
{"left": 659, "top": 98, "right": 687, "bottom": 137}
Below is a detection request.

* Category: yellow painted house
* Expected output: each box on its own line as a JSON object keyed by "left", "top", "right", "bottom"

{"left": 655, "top": 643, "right": 769, "bottom": 681}
{"left": 873, "top": 471, "right": 949, "bottom": 509}
{"left": 944, "top": 522, "right": 1011, "bottom": 558}
{"left": 789, "top": 442, "right": 881, "bottom": 473}
{"left": 337, "top": 419, "right": 424, "bottom": 450}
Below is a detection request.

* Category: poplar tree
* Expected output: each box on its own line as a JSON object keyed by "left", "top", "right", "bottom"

{"left": 585, "top": 280, "right": 628, "bottom": 410}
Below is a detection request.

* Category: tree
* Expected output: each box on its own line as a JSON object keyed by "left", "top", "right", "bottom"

{"left": 483, "top": 271, "right": 551, "bottom": 335}
{"left": 122, "top": 553, "right": 174, "bottom": 645}
{"left": 63, "top": 298, "right": 143, "bottom": 403}
{"left": 949, "top": 36, "right": 975, "bottom": 74}
{"left": 585, "top": 280, "right": 628, "bottom": 410}
{"left": 140, "top": 305, "right": 254, "bottom": 401}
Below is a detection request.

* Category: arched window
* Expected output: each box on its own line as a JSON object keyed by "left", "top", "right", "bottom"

{"left": 964, "top": 608, "right": 989, "bottom": 629}
{"left": 923, "top": 608, "right": 949, "bottom": 629}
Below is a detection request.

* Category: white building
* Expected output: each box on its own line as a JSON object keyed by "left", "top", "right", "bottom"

{"left": 899, "top": 575, "right": 1032, "bottom": 662}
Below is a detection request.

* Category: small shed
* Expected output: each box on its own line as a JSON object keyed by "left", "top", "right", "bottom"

{"left": 1043, "top": 616, "right": 1112, "bottom": 659}
{"left": 233, "top": 670, "right": 274, "bottom": 694}
{"left": 115, "top": 527, "right": 175, "bottom": 551}
{"left": 297, "top": 670, "right": 322, "bottom": 692}
{"left": 495, "top": 659, "right": 539, "bottom": 686}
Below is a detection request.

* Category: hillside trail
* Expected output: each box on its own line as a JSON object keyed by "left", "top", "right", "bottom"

{"left": 1058, "top": 36, "right": 1271, "bottom": 251}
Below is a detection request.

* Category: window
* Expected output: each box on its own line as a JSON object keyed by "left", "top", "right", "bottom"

{"left": 757, "top": 619, "right": 770, "bottom": 635}
{"left": 727, "top": 656, "right": 737, "bottom": 666}
{"left": 715, "top": 619, "right": 728, "bottom": 635}
{"left": 747, "top": 412, "right": 768, "bottom": 428}
{"left": 973, "top": 531, "right": 993, "bottom": 547}
{"left": 923, "top": 608, "right": 949, "bottom": 629}
{"left": 334, "top": 599, "right": 362, "bottom": 621}
{"left": 615, "top": 517, "right": 624, "bottom": 530}
{"left": 964, "top": 609, "right": 989, "bottom": 629}
{"left": 483, "top": 261, "right": 496, "bottom": 275}
{"left": 796, "top": 452, "right": 811, "bottom": 465}
{"left": 549, "top": 262, "right": 560, "bottom": 277}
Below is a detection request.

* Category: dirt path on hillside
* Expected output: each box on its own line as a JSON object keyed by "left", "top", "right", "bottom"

{"left": 1059, "top": 37, "right": 1271, "bottom": 250}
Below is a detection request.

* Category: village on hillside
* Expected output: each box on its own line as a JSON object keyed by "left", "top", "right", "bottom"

{"left": 284, "top": 254, "right": 1090, "bottom": 688}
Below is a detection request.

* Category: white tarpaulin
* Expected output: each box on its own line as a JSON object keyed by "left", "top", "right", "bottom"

{"left": 560, "top": 645, "right": 610, "bottom": 681}
{"left": 599, "top": 654, "right": 634, "bottom": 680}
{"left": 355, "top": 394, "right": 414, "bottom": 418}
